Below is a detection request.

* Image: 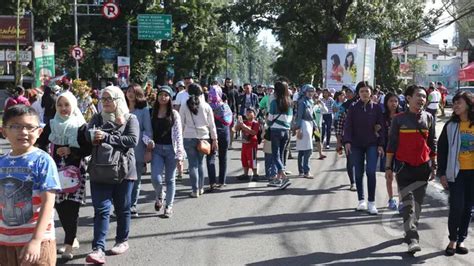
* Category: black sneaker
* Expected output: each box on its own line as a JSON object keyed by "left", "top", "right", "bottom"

{"left": 252, "top": 174, "right": 260, "bottom": 182}
{"left": 279, "top": 178, "right": 291, "bottom": 190}
{"left": 236, "top": 174, "right": 248, "bottom": 180}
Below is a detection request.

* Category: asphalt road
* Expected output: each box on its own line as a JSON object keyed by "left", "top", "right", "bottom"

{"left": 1, "top": 109, "right": 473, "bottom": 265}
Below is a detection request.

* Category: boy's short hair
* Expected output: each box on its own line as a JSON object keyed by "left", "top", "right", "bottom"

{"left": 2, "top": 104, "right": 40, "bottom": 126}
{"left": 246, "top": 107, "right": 256, "bottom": 115}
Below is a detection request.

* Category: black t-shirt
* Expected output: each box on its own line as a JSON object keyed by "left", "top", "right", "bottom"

{"left": 153, "top": 117, "right": 172, "bottom": 145}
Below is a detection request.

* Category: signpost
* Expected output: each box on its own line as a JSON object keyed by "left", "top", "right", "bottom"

{"left": 138, "top": 14, "right": 172, "bottom": 40}
{"left": 101, "top": 2, "right": 120, "bottom": 20}
{"left": 70, "top": 46, "right": 84, "bottom": 61}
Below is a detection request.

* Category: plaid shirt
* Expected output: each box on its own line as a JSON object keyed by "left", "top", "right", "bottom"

{"left": 335, "top": 111, "right": 346, "bottom": 137}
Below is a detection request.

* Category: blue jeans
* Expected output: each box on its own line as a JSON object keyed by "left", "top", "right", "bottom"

{"left": 448, "top": 170, "right": 474, "bottom": 243}
{"left": 207, "top": 129, "right": 230, "bottom": 185}
{"left": 90, "top": 180, "right": 134, "bottom": 251}
{"left": 150, "top": 144, "right": 177, "bottom": 207}
{"left": 321, "top": 114, "right": 332, "bottom": 146}
{"left": 184, "top": 138, "right": 206, "bottom": 192}
{"left": 131, "top": 161, "right": 145, "bottom": 208}
{"left": 298, "top": 150, "right": 312, "bottom": 175}
{"left": 270, "top": 128, "right": 289, "bottom": 173}
{"left": 345, "top": 146, "right": 355, "bottom": 185}
{"left": 351, "top": 146, "right": 378, "bottom": 202}
{"left": 264, "top": 152, "right": 277, "bottom": 179}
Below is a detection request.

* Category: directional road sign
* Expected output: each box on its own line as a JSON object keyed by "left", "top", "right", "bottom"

{"left": 138, "top": 14, "right": 172, "bottom": 40}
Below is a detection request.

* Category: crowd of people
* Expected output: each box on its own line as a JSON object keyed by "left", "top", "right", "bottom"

{"left": 0, "top": 76, "right": 472, "bottom": 265}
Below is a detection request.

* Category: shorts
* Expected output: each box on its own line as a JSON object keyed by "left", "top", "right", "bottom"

{"left": 241, "top": 143, "right": 257, "bottom": 169}
{"left": 0, "top": 240, "right": 56, "bottom": 266}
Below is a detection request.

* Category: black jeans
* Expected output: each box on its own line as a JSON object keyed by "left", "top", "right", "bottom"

{"left": 448, "top": 170, "right": 474, "bottom": 243}
{"left": 345, "top": 146, "right": 354, "bottom": 185}
{"left": 396, "top": 162, "right": 431, "bottom": 243}
{"left": 55, "top": 200, "right": 81, "bottom": 245}
{"left": 207, "top": 128, "right": 230, "bottom": 185}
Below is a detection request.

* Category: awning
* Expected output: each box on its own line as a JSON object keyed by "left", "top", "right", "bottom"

{"left": 459, "top": 62, "right": 474, "bottom": 82}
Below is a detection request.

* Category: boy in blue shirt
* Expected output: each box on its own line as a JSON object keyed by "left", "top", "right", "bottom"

{"left": 0, "top": 105, "right": 60, "bottom": 265}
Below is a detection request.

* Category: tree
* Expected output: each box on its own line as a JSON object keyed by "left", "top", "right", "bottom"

{"left": 225, "top": 0, "right": 441, "bottom": 85}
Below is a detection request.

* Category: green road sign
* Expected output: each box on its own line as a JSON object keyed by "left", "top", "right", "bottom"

{"left": 138, "top": 14, "right": 172, "bottom": 40}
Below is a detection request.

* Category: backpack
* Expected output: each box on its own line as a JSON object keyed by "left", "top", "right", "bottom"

{"left": 87, "top": 114, "right": 132, "bottom": 184}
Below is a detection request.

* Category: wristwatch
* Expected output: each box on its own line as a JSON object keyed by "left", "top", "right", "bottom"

{"left": 385, "top": 166, "right": 392, "bottom": 171}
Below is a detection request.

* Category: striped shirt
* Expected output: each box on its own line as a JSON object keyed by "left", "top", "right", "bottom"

{"left": 321, "top": 97, "right": 335, "bottom": 114}
{"left": 0, "top": 148, "right": 60, "bottom": 246}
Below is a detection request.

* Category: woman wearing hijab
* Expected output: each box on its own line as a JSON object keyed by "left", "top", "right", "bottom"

{"left": 85, "top": 86, "right": 139, "bottom": 264}
{"left": 37, "top": 91, "right": 91, "bottom": 260}
{"left": 179, "top": 83, "right": 218, "bottom": 198}
{"left": 206, "top": 85, "right": 233, "bottom": 191}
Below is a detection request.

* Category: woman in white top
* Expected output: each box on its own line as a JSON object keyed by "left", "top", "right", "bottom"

{"left": 179, "top": 83, "right": 218, "bottom": 198}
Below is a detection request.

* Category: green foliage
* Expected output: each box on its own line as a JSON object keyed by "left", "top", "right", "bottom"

{"left": 408, "top": 57, "right": 426, "bottom": 82}
{"left": 375, "top": 38, "right": 401, "bottom": 90}
{"left": 226, "top": 0, "right": 440, "bottom": 86}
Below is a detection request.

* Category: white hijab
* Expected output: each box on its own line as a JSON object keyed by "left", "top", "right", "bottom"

{"left": 49, "top": 91, "right": 86, "bottom": 148}
{"left": 100, "top": 85, "right": 129, "bottom": 123}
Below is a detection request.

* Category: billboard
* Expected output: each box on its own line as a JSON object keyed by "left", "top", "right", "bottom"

{"left": 417, "top": 59, "right": 460, "bottom": 90}
{"left": 0, "top": 16, "right": 32, "bottom": 45}
{"left": 34, "top": 42, "right": 55, "bottom": 88}
{"left": 356, "top": 39, "right": 376, "bottom": 87}
{"left": 117, "top": 56, "right": 130, "bottom": 88}
{"left": 326, "top": 44, "right": 357, "bottom": 90}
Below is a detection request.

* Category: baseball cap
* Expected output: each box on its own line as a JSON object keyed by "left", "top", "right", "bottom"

{"left": 158, "top": 85, "right": 175, "bottom": 98}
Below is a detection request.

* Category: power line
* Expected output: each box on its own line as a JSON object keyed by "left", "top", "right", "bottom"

{"left": 392, "top": 5, "right": 474, "bottom": 50}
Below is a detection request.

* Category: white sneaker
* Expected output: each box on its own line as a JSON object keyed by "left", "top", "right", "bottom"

{"left": 367, "top": 201, "right": 378, "bottom": 215}
{"left": 356, "top": 200, "right": 367, "bottom": 211}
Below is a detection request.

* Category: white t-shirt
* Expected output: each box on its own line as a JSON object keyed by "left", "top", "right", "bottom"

{"left": 427, "top": 90, "right": 441, "bottom": 110}
{"left": 174, "top": 91, "right": 189, "bottom": 108}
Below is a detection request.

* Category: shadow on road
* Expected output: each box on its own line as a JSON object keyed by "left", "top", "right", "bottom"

{"left": 247, "top": 238, "right": 444, "bottom": 265}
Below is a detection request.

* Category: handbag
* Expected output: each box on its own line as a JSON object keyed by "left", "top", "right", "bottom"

{"left": 197, "top": 139, "right": 211, "bottom": 155}
{"left": 264, "top": 114, "right": 282, "bottom": 141}
{"left": 58, "top": 165, "right": 82, "bottom": 193}
{"left": 50, "top": 144, "right": 82, "bottom": 193}
{"left": 190, "top": 112, "right": 212, "bottom": 155}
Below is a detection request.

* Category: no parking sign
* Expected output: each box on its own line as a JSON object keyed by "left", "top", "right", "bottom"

{"left": 101, "top": 2, "right": 120, "bottom": 20}
{"left": 70, "top": 46, "right": 84, "bottom": 60}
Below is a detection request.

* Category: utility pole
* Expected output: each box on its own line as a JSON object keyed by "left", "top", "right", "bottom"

{"left": 15, "top": 0, "right": 22, "bottom": 86}
{"left": 74, "top": 0, "right": 79, "bottom": 78}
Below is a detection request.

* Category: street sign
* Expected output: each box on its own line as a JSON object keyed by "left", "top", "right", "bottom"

{"left": 4, "top": 50, "right": 32, "bottom": 62}
{"left": 101, "top": 2, "right": 120, "bottom": 20}
{"left": 138, "top": 14, "right": 172, "bottom": 40}
{"left": 70, "top": 46, "right": 84, "bottom": 60}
